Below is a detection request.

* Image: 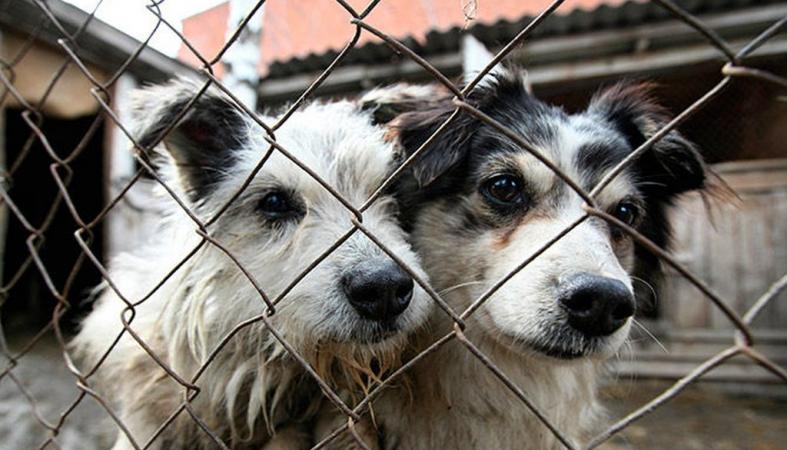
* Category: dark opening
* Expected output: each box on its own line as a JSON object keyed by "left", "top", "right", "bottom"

{"left": 1, "top": 109, "right": 105, "bottom": 335}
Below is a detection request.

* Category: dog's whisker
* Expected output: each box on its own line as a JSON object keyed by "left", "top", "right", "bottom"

{"left": 635, "top": 181, "right": 669, "bottom": 188}
{"left": 631, "top": 318, "right": 667, "bottom": 354}
{"left": 631, "top": 275, "right": 658, "bottom": 306}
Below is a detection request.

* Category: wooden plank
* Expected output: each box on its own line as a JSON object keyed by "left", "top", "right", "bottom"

{"left": 527, "top": 38, "right": 787, "bottom": 88}
{"left": 660, "top": 159, "right": 787, "bottom": 335}
{"left": 770, "top": 190, "right": 787, "bottom": 329}
{"left": 714, "top": 158, "right": 787, "bottom": 175}
{"left": 668, "top": 195, "right": 710, "bottom": 328}
{"left": 708, "top": 196, "right": 738, "bottom": 330}
{"left": 512, "top": 3, "right": 787, "bottom": 67}
{"left": 741, "top": 192, "right": 773, "bottom": 329}
{"left": 665, "top": 328, "right": 787, "bottom": 343}
{"left": 612, "top": 358, "right": 787, "bottom": 384}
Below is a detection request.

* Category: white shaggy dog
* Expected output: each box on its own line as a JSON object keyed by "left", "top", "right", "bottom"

{"left": 71, "top": 80, "right": 432, "bottom": 450}
{"left": 317, "top": 71, "right": 711, "bottom": 449}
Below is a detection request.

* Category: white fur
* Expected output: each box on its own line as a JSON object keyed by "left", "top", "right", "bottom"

{"left": 71, "top": 83, "right": 432, "bottom": 449}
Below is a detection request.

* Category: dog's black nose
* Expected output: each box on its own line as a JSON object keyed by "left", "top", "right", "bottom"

{"left": 558, "top": 273, "right": 635, "bottom": 337}
{"left": 343, "top": 261, "right": 414, "bottom": 321}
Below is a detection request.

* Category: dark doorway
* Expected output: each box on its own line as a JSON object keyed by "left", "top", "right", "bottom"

{"left": 2, "top": 109, "right": 105, "bottom": 335}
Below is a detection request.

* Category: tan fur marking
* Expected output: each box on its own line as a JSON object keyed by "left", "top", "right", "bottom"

{"left": 493, "top": 208, "right": 551, "bottom": 250}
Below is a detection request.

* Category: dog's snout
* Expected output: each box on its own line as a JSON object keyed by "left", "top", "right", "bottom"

{"left": 343, "top": 261, "right": 414, "bottom": 321}
{"left": 558, "top": 273, "right": 634, "bottom": 337}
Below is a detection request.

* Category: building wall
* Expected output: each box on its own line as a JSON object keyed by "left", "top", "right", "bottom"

{"left": 0, "top": 31, "right": 108, "bottom": 119}
{"left": 178, "top": 1, "right": 229, "bottom": 78}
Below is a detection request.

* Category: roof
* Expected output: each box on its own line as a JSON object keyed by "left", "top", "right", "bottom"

{"left": 178, "top": 0, "right": 778, "bottom": 79}
{"left": 265, "top": 0, "right": 779, "bottom": 78}
{"left": 261, "top": 0, "right": 632, "bottom": 74}
{"left": 1, "top": 0, "right": 193, "bottom": 83}
{"left": 251, "top": 0, "right": 786, "bottom": 104}
{"left": 180, "top": 0, "right": 630, "bottom": 77}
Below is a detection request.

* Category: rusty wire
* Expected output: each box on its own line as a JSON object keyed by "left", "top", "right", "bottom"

{"left": 0, "top": 0, "right": 785, "bottom": 449}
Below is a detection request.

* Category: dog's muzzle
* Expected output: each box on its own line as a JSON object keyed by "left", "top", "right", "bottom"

{"left": 342, "top": 260, "right": 414, "bottom": 322}
{"left": 558, "top": 272, "right": 635, "bottom": 337}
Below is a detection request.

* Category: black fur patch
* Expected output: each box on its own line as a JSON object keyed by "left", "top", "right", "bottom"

{"left": 390, "top": 73, "right": 562, "bottom": 228}
{"left": 588, "top": 82, "right": 707, "bottom": 195}
{"left": 387, "top": 70, "right": 709, "bottom": 313}
{"left": 574, "top": 142, "right": 630, "bottom": 185}
{"left": 587, "top": 82, "right": 710, "bottom": 308}
{"left": 136, "top": 84, "right": 247, "bottom": 201}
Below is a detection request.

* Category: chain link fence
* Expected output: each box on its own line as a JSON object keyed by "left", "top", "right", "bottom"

{"left": 1, "top": 0, "right": 786, "bottom": 449}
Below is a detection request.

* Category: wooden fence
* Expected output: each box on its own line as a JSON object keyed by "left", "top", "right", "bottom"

{"left": 616, "top": 158, "right": 787, "bottom": 386}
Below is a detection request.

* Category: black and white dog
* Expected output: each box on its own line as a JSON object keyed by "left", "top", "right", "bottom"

{"left": 72, "top": 80, "right": 433, "bottom": 450}
{"left": 318, "top": 69, "right": 711, "bottom": 449}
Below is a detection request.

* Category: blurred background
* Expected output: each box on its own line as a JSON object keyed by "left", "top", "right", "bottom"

{"left": 0, "top": 0, "right": 785, "bottom": 449}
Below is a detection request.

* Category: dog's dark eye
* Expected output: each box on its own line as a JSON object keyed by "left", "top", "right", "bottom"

{"left": 610, "top": 201, "right": 641, "bottom": 239}
{"left": 613, "top": 202, "right": 640, "bottom": 226}
{"left": 259, "top": 192, "right": 300, "bottom": 219}
{"left": 482, "top": 175, "right": 525, "bottom": 206}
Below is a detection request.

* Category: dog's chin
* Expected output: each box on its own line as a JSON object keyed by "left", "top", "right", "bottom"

{"left": 496, "top": 325, "right": 626, "bottom": 362}
{"left": 527, "top": 339, "right": 596, "bottom": 360}
{"left": 337, "top": 319, "right": 405, "bottom": 346}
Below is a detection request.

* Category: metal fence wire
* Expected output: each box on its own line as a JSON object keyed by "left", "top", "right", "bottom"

{"left": 1, "top": 0, "right": 786, "bottom": 449}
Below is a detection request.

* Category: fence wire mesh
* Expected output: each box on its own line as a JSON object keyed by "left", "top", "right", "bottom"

{"left": 0, "top": 0, "right": 786, "bottom": 449}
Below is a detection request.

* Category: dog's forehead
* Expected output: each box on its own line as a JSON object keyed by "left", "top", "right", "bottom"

{"left": 241, "top": 102, "right": 395, "bottom": 199}
{"left": 476, "top": 109, "right": 635, "bottom": 200}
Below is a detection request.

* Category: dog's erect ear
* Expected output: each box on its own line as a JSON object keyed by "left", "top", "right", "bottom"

{"left": 131, "top": 80, "right": 247, "bottom": 200}
{"left": 589, "top": 83, "right": 706, "bottom": 196}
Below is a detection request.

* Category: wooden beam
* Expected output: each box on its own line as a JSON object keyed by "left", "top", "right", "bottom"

{"left": 529, "top": 37, "right": 787, "bottom": 93}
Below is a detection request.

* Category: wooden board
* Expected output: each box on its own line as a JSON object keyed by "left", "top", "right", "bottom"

{"left": 659, "top": 159, "right": 787, "bottom": 332}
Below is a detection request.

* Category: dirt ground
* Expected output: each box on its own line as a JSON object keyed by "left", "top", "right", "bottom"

{"left": 600, "top": 381, "right": 787, "bottom": 450}
{"left": 2, "top": 333, "right": 785, "bottom": 450}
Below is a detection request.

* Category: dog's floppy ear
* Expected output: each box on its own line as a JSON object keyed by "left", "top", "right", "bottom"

{"left": 360, "top": 83, "right": 476, "bottom": 187}
{"left": 589, "top": 82, "right": 706, "bottom": 196}
{"left": 384, "top": 69, "right": 534, "bottom": 188}
{"left": 590, "top": 83, "right": 713, "bottom": 314}
{"left": 131, "top": 80, "right": 248, "bottom": 200}
{"left": 391, "top": 100, "right": 479, "bottom": 187}
{"left": 360, "top": 83, "right": 449, "bottom": 125}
